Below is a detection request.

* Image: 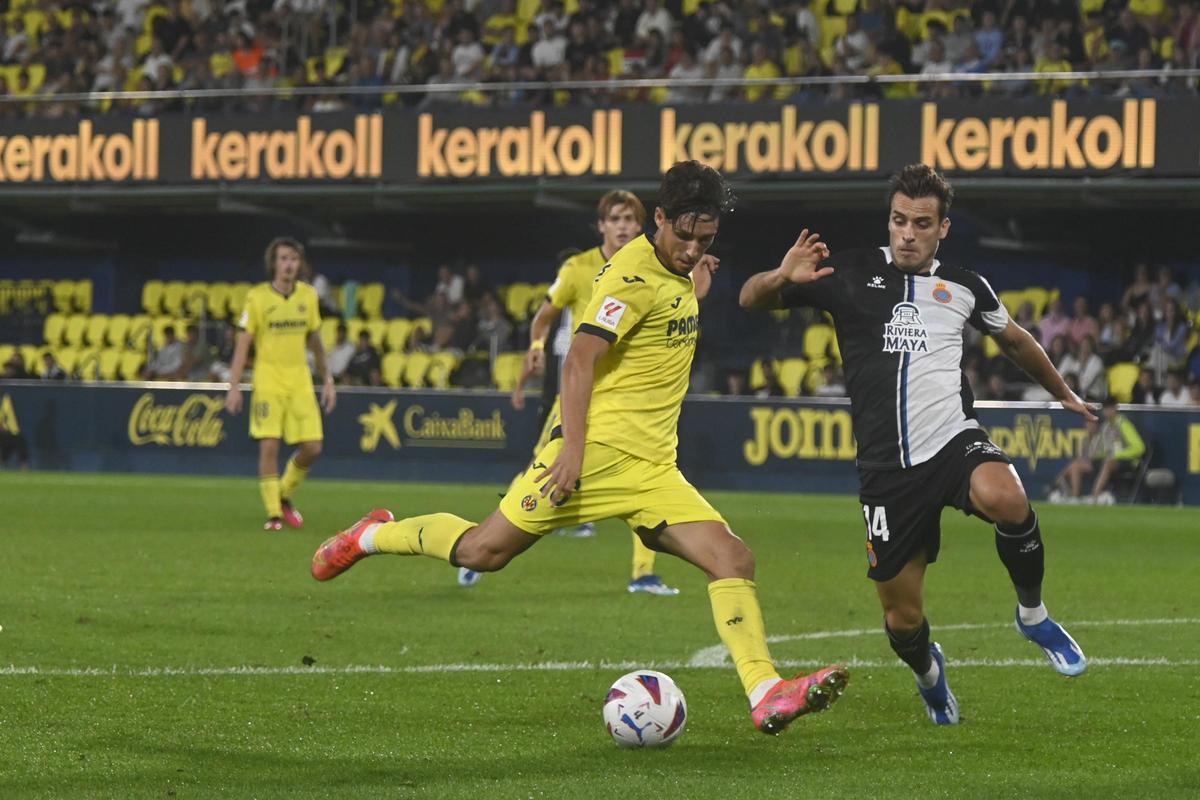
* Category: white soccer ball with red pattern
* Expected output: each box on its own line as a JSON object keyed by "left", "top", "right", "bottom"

{"left": 602, "top": 670, "right": 688, "bottom": 748}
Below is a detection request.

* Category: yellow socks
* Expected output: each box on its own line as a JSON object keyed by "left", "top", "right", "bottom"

{"left": 631, "top": 531, "right": 656, "bottom": 579}
{"left": 708, "top": 578, "right": 781, "bottom": 698}
{"left": 258, "top": 475, "right": 282, "bottom": 519}
{"left": 280, "top": 456, "right": 309, "bottom": 500}
{"left": 369, "top": 513, "right": 474, "bottom": 562}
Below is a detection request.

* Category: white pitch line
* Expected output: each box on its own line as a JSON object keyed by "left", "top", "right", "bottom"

{"left": 1, "top": 656, "right": 1199, "bottom": 679}
{"left": 687, "top": 618, "right": 1200, "bottom": 667}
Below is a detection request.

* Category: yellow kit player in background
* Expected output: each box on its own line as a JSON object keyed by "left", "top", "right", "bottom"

{"left": 312, "top": 162, "right": 849, "bottom": 735}
{"left": 224, "top": 238, "right": 337, "bottom": 530}
{"left": 498, "top": 190, "right": 679, "bottom": 596}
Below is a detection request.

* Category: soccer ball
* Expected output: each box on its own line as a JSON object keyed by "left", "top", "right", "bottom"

{"left": 602, "top": 670, "right": 688, "bottom": 748}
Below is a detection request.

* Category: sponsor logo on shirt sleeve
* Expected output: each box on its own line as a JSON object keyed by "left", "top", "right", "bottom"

{"left": 595, "top": 296, "right": 627, "bottom": 330}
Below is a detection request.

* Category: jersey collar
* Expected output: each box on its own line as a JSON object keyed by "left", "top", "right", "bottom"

{"left": 880, "top": 246, "right": 940, "bottom": 276}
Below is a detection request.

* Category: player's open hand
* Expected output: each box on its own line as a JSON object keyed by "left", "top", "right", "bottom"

{"left": 225, "top": 386, "right": 243, "bottom": 415}
{"left": 321, "top": 380, "right": 337, "bottom": 414}
{"left": 692, "top": 254, "right": 720, "bottom": 301}
{"left": 1060, "top": 391, "right": 1099, "bottom": 422}
{"left": 778, "top": 229, "right": 834, "bottom": 285}
{"left": 534, "top": 443, "right": 583, "bottom": 506}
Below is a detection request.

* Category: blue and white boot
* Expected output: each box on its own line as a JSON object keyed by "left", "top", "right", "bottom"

{"left": 1015, "top": 609, "right": 1087, "bottom": 676}
{"left": 626, "top": 574, "right": 680, "bottom": 596}
{"left": 917, "top": 642, "right": 960, "bottom": 725}
{"left": 457, "top": 567, "right": 482, "bottom": 588}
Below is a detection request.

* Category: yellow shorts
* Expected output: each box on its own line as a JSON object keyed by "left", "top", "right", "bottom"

{"left": 499, "top": 437, "right": 725, "bottom": 536}
{"left": 249, "top": 388, "right": 323, "bottom": 444}
{"left": 532, "top": 395, "right": 561, "bottom": 455}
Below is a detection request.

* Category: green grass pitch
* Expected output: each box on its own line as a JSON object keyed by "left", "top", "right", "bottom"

{"left": 1, "top": 471, "right": 1197, "bottom": 799}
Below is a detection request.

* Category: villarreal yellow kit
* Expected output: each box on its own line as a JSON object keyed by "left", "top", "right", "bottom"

{"left": 501, "top": 234, "right": 724, "bottom": 535}
{"left": 239, "top": 282, "right": 323, "bottom": 444}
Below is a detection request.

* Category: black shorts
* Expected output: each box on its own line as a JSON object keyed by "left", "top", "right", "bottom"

{"left": 857, "top": 429, "right": 1013, "bottom": 582}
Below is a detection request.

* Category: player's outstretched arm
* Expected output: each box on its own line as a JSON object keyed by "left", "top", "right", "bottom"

{"left": 739, "top": 229, "right": 833, "bottom": 309}
{"left": 513, "top": 299, "right": 563, "bottom": 410}
{"left": 535, "top": 331, "right": 608, "bottom": 506}
{"left": 993, "top": 320, "right": 1098, "bottom": 421}
{"left": 224, "top": 330, "right": 255, "bottom": 414}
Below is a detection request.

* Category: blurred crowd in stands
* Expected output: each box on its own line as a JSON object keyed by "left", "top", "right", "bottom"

{"left": 3, "top": 0, "right": 1200, "bottom": 117}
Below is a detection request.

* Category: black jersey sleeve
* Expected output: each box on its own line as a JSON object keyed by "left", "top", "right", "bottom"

{"left": 778, "top": 268, "right": 841, "bottom": 312}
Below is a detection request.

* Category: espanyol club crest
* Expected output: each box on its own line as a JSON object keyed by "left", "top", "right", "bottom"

{"left": 932, "top": 283, "right": 952, "bottom": 304}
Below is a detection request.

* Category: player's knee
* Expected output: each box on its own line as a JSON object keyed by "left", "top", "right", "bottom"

{"left": 977, "top": 484, "right": 1028, "bottom": 525}
{"left": 714, "top": 537, "right": 755, "bottom": 579}
{"left": 302, "top": 441, "right": 323, "bottom": 460}
{"left": 453, "top": 536, "right": 513, "bottom": 573}
{"left": 884, "top": 606, "right": 924, "bottom": 633}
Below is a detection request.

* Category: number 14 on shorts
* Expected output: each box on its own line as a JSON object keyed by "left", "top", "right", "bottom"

{"left": 862, "top": 504, "right": 890, "bottom": 542}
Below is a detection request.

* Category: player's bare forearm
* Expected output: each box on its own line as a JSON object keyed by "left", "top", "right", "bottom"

{"left": 227, "top": 332, "right": 254, "bottom": 388}
{"left": 308, "top": 332, "right": 332, "bottom": 385}
{"left": 995, "top": 324, "right": 1096, "bottom": 422}
{"left": 559, "top": 339, "right": 602, "bottom": 454}
{"left": 528, "top": 300, "right": 562, "bottom": 350}
{"left": 738, "top": 268, "right": 787, "bottom": 310}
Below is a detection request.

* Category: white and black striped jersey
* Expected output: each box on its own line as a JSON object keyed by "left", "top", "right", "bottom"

{"left": 780, "top": 246, "right": 1010, "bottom": 470}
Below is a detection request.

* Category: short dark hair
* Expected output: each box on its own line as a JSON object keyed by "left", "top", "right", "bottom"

{"left": 888, "top": 163, "right": 954, "bottom": 220}
{"left": 658, "top": 160, "right": 735, "bottom": 227}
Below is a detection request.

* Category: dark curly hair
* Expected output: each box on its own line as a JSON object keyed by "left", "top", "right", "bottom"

{"left": 658, "top": 160, "right": 736, "bottom": 229}
{"left": 887, "top": 163, "right": 954, "bottom": 220}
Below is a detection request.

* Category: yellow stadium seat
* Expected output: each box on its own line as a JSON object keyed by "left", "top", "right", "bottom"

{"left": 804, "top": 357, "right": 830, "bottom": 394}
{"left": 161, "top": 281, "right": 187, "bottom": 316}
{"left": 998, "top": 290, "right": 1026, "bottom": 317}
{"left": 345, "top": 318, "right": 366, "bottom": 345}
{"left": 75, "top": 348, "right": 101, "bottom": 381}
{"left": 0, "top": 344, "right": 13, "bottom": 368}
{"left": 504, "top": 282, "right": 533, "bottom": 322}
{"left": 358, "top": 283, "right": 385, "bottom": 319}
{"left": 983, "top": 336, "right": 1001, "bottom": 359}
{"left": 73, "top": 280, "right": 92, "bottom": 312}
{"left": 206, "top": 283, "right": 231, "bottom": 320}
{"left": 119, "top": 350, "right": 146, "bottom": 381}
{"left": 183, "top": 281, "right": 208, "bottom": 317}
{"left": 63, "top": 314, "right": 88, "bottom": 347}
{"left": 749, "top": 358, "right": 780, "bottom": 390}
{"left": 528, "top": 283, "right": 551, "bottom": 315}
{"left": 54, "top": 347, "right": 79, "bottom": 375}
{"left": 21, "top": 345, "right": 48, "bottom": 374}
{"left": 142, "top": 281, "right": 164, "bottom": 315}
{"left": 51, "top": 280, "right": 76, "bottom": 313}
{"left": 364, "top": 319, "right": 387, "bottom": 349}
{"left": 778, "top": 357, "right": 808, "bottom": 397}
{"left": 42, "top": 312, "right": 67, "bottom": 346}
{"left": 324, "top": 46, "right": 348, "bottom": 79}
{"left": 492, "top": 352, "right": 524, "bottom": 391}
{"left": 819, "top": 15, "right": 847, "bottom": 51}
{"left": 1023, "top": 287, "right": 1052, "bottom": 320}
{"left": 228, "top": 282, "right": 252, "bottom": 318}
{"left": 803, "top": 323, "right": 835, "bottom": 361}
{"left": 99, "top": 347, "right": 122, "bottom": 381}
{"left": 1106, "top": 362, "right": 1140, "bottom": 403}
{"left": 427, "top": 352, "right": 461, "bottom": 389}
{"left": 104, "top": 314, "right": 131, "bottom": 348}
{"left": 127, "top": 315, "right": 153, "bottom": 350}
{"left": 829, "top": 330, "right": 842, "bottom": 364}
{"left": 410, "top": 317, "right": 433, "bottom": 344}
{"left": 385, "top": 319, "right": 412, "bottom": 352}
{"left": 85, "top": 315, "right": 109, "bottom": 347}
{"left": 403, "top": 351, "right": 431, "bottom": 387}
{"left": 382, "top": 352, "right": 406, "bottom": 387}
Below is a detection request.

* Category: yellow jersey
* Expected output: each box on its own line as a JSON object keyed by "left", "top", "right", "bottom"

{"left": 238, "top": 282, "right": 320, "bottom": 393}
{"left": 575, "top": 234, "right": 699, "bottom": 464}
{"left": 547, "top": 246, "right": 606, "bottom": 324}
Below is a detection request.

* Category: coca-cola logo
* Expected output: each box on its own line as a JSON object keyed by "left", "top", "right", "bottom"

{"left": 127, "top": 393, "right": 226, "bottom": 447}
